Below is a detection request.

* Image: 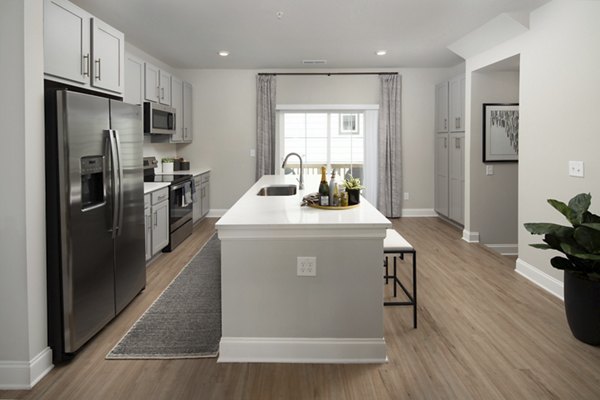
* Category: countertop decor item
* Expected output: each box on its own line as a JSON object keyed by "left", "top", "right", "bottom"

{"left": 343, "top": 175, "right": 365, "bottom": 205}
{"left": 161, "top": 157, "right": 174, "bottom": 173}
{"left": 524, "top": 193, "right": 600, "bottom": 345}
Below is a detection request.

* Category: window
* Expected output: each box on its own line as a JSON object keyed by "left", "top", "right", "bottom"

{"left": 279, "top": 111, "right": 365, "bottom": 180}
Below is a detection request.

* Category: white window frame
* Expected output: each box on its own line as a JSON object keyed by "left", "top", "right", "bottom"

{"left": 276, "top": 104, "right": 379, "bottom": 204}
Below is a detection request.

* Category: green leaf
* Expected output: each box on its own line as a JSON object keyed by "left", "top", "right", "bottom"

{"left": 550, "top": 256, "right": 574, "bottom": 270}
{"left": 530, "top": 243, "right": 552, "bottom": 250}
{"left": 581, "top": 223, "right": 600, "bottom": 232}
{"left": 548, "top": 199, "right": 574, "bottom": 223}
{"left": 560, "top": 242, "right": 600, "bottom": 260}
{"left": 524, "top": 223, "right": 573, "bottom": 237}
{"left": 583, "top": 212, "right": 600, "bottom": 224}
{"left": 574, "top": 226, "right": 600, "bottom": 254}
{"left": 568, "top": 193, "right": 591, "bottom": 225}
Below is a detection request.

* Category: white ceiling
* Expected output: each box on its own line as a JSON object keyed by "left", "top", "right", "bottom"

{"left": 72, "top": 0, "right": 549, "bottom": 69}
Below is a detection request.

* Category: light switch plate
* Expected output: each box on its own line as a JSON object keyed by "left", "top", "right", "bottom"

{"left": 250, "top": 149, "right": 256, "bottom": 157}
{"left": 486, "top": 165, "right": 494, "bottom": 176}
{"left": 569, "top": 161, "right": 584, "bottom": 177}
{"left": 404, "top": 192, "right": 409, "bottom": 200}
{"left": 297, "top": 257, "right": 316, "bottom": 276}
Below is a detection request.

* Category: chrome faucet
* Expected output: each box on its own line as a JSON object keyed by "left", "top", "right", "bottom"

{"left": 281, "top": 152, "right": 304, "bottom": 190}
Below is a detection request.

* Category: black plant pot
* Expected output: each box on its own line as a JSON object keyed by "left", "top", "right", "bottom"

{"left": 347, "top": 189, "right": 361, "bottom": 205}
{"left": 564, "top": 271, "right": 600, "bottom": 346}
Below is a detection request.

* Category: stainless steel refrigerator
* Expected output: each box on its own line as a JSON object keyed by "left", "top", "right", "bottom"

{"left": 45, "top": 88, "right": 146, "bottom": 362}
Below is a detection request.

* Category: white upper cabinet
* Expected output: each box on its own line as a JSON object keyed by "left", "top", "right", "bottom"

{"left": 449, "top": 75, "right": 466, "bottom": 132}
{"left": 144, "top": 63, "right": 171, "bottom": 105}
{"left": 44, "top": 0, "right": 90, "bottom": 85}
{"left": 435, "top": 82, "right": 449, "bottom": 133}
{"left": 159, "top": 70, "right": 172, "bottom": 105}
{"left": 144, "top": 63, "right": 160, "bottom": 103}
{"left": 90, "top": 18, "right": 124, "bottom": 94}
{"left": 170, "top": 76, "right": 184, "bottom": 142}
{"left": 182, "top": 81, "right": 193, "bottom": 142}
{"left": 123, "top": 53, "right": 144, "bottom": 105}
{"left": 44, "top": 0, "right": 124, "bottom": 95}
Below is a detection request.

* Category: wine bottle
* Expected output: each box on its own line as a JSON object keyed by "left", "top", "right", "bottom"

{"left": 328, "top": 169, "right": 337, "bottom": 206}
{"left": 319, "top": 166, "right": 330, "bottom": 206}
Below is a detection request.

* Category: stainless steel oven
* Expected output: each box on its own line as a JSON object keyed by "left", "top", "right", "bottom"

{"left": 143, "top": 157, "right": 193, "bottom": 251}
{"left": 167, "top": 178, "right": 194, "bottom": 251}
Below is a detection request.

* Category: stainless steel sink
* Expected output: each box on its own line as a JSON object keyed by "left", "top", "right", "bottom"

{"left": 257, "top": 184, "right": 297, "bottom": 196}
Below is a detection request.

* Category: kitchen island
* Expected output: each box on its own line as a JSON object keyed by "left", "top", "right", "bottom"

{"left": 216, "top": 175, "right": 391, "bottom": 363}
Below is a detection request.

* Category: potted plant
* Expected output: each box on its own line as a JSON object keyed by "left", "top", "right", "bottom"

{"left": 524, "top": 193, "right": 600, "bottom": 345}
{"left": 161, "top": 157, "right": 174, "bottom": 173}
{"left": 343, "top": 175, "right": 365, "bottom": 205}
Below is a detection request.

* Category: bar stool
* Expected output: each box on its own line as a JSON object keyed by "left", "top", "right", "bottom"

{"left": 383, "top": 228, "right": 417, "bottom": 328}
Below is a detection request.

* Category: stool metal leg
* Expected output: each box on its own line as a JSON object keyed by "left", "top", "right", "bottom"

{"left": 413, "top": 252, "right": 417, "bottom": 329}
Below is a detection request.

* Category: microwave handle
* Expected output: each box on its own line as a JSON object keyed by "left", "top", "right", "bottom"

{"left": 169, "top": 112, "right": 175, "bottom": 130}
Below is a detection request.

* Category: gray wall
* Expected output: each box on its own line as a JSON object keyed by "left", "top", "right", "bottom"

{"left": 469, "top": 70, "right": 519, "bottom": 246}
{"left": 518, "top": 0, "right": 600, "bottom": 281}
{"left": 0, "top": 0, "right": 49, "bottom": 387}
{"left": 178, "top": 67, "right": 463, "bottom": 211}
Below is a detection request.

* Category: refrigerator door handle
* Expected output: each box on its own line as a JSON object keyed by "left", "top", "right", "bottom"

{"left": 107, "top": 130, "right": 119, "bottom": 238}
{"left": 112, "top": 130, "right": 125, "bottom": 236}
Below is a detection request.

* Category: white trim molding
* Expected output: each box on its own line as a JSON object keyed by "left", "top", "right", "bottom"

{"left": 462, "top": 229, "right": 480, "bottom": 243}
{"left": 515, "top": 258, "right": 564, "bottom": 300}
{"left": 401, "top": 208, "right": 437, "bottom": 217}
{"left": 218, "top": 337, "right": 387, "bottom": 364}
{"left": 0, "top": 347, "right": 53, "bottom": 390}
{"left": 485, "top": 244, "right": 518, "bottom": 256}
{"left": 207, "top": 209, "right": 227, "bottom": 218}
{"left": 276, "top": 104, "right": 380, "bottom": 111}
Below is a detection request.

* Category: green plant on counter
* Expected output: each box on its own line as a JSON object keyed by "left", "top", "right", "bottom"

{"left": 161, "top": 157, "right": 174, "bottom": 163}
{"left": 343, "top": 175, "right": 365, "bottom": 190}
{"left": 524, "top": 193, "right": 600, "bottom": 281}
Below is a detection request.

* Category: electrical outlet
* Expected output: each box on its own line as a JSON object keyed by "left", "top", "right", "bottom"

{"left": 404, "top": 192, "right": 409, "bottom": 201}
{"left": 297, "top": 257, "right": 316, "bottom": 276}
{"left": 250, "top": 149, "right": 256, "bottom": 157}
{"left": 569, "top": 161, "right": 584, "bottom": 177}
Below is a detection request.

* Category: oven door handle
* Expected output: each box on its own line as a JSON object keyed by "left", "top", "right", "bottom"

{"left": 170, "top": 180, "right": 191, "bottom": 191}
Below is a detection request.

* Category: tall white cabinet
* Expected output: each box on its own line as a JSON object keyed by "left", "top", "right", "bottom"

{"left": 435, "top": 75, "right": 465, "bottom": 225}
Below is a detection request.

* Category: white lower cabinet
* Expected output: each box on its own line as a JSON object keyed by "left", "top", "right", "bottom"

{"left": 144, "top": 187, "right": 169, "bottom": 260}
{"left": 448, "top": 133, "right": 465, "bottom": 224}
{"left": 193, "top": 172, "right": 210, "bottom": 223}
{"left": 434, "top": 133, "right": 449, "bottom": 217}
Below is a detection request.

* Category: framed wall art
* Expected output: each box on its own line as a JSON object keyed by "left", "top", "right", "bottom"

{"left": 482, "top": 103, "right": 519, "bottom": 162}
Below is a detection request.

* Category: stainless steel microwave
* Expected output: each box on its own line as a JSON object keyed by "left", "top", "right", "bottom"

{"left": 143, "top": 102, "right": 176, "bottom": 135}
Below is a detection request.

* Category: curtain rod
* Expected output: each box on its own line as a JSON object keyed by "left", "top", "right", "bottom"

{"left": 257, "top": 72, "right": 398, "bottom": 76}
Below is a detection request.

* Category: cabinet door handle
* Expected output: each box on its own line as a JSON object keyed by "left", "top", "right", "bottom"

{"left": 458, "top": 117, "right": 461, "bottom": 128}
{"left": 444, "top": 137, "right": 447, "bottom": 148}
{"left": 444, "top": 118, "right": 447, "bottom": 130}
{"left": 82, "top": 54, "right": 90, "bottom": 77}
{"left": 156, "top": 86, "right": 159, "bottom": 99}
{"left": 161, "top": 87, "right": 165, "bottom": 99}
{"left": 95, "top": 58, "right": 101, "bottom": 80}
{"left": 153, "top": 211, "right": 157, "bottom": 227}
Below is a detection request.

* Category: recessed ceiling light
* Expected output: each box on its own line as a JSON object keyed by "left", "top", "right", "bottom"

{"left": 376, "top": 50, "right": 387, "bottom": 56}
{"left": 218, "top": 51, "right": 230, "bottom": 57}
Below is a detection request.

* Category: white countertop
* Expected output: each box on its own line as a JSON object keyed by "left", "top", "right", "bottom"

{"left": 155, "top": 168, "right": 211, "bottom": 176}
{"left": 216, "top": 175, "right": 391, "bottom": 232}
{"left": 144, "top": 182, "right": 170, "bottom": 194}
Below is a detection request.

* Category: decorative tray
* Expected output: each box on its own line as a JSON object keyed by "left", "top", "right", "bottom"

{"left": 308, "top": 203, "right": 359, "bottom": 210}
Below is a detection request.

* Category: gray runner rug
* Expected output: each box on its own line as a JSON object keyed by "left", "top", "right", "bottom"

{"left": 106, "top": 234, "right": 221, "bottom": 359}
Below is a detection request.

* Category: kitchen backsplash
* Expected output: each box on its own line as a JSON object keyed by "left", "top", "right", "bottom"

{"left": 143, "top": 139, "right": 177, "bottom": 173}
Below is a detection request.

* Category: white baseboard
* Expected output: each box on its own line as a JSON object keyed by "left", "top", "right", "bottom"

{"left": 401, "top": 208, "right": 437, "bottom": 217}
{"left": 207, "top": 209, "right": 227, "bottom": 218}
{"left": 462, "top": 229, "right": 480, "bottom": 243}
{"left": 515, "top": 258, "right": 564, "bottom": 300}
{"left": 485, "top": 244, "right": 518, "bottom": 256}
{"left": 218, "top": 337, "right": 387, "bottom": 364}
{"left": 0, "top": 347, "right": 53, "bottom": 390}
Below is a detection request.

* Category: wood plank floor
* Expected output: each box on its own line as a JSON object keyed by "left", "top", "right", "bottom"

{"left": 2, "top": 217, "right": 599, "bottom": 400}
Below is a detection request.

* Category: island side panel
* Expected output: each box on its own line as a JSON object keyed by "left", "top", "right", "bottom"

{"left": 220, "top": 237, "right": 384, "bottom": 339}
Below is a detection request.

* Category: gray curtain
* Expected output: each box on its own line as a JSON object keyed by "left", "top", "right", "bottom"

{"left": 256, "top": 75, "right": 276, "bottom": 180}
{"left": 377, "top": 74, "right": 402, "bottom": 218}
